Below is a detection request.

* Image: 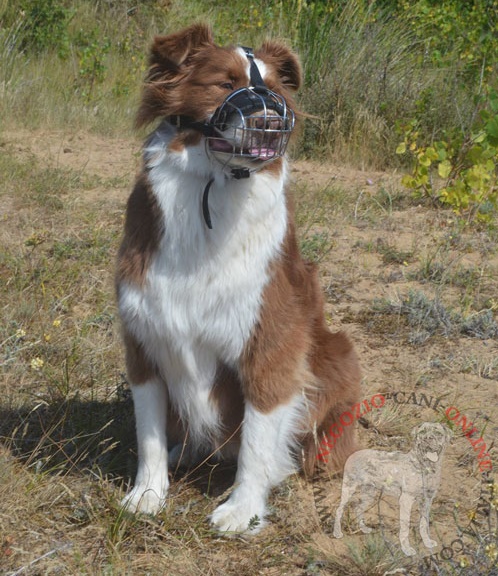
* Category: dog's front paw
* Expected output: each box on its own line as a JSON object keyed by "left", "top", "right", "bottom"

{"left": 121, "top": 484, "right": 168, "bottom": 515}
{"left": 210, "top": 493, "right": 267, "bottom": 534}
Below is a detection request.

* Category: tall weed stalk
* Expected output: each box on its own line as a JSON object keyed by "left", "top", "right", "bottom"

{"left": 0, "top": 6, "right": 26, "bottom": 121}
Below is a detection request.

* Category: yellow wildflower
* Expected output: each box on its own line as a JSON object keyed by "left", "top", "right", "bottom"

{"left": 30, "top": 357, "right": 44, "bottom": 371}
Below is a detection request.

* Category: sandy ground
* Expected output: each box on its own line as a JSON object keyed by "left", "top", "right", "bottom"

{"left": 1, "top": 129, "right": 497, "bottom": 575}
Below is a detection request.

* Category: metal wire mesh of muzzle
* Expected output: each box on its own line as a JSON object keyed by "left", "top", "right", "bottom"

{"left": 206, "top": 87, "right": 295, "bottom": 170}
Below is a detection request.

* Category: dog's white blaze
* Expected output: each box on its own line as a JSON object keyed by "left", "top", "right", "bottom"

{"left": 210, "top": 394, "right": 305, "bottom": 532}
{"left": 253, "top": 58, "right": 268, "bottom": 83}
{"left": 118, "top": 122, "right": 288, "bottom": 447}
{"left": 236, "top": 46, "right": 252, "bottom": 82}
{"left": 234, "top": 46, "right": 269, "bottom": 87}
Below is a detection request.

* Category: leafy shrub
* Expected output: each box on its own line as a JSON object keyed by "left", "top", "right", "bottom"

{"left": 20, "top": 0, "right": 72, "bottom": 58}
{"left": 285, "top": 0, "right": 498, "bottom": 166}
{"left": 397, "top": 90, "right": 498, "bottom": 224}
{"left": 76, "top": 35, "right": 111, "bottom": 101}
{"left": 398, "top": 0, "right": 498, "bottom": 83}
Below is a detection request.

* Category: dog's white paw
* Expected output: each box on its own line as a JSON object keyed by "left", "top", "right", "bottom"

{"left": 210, "top": 493, "right": 267, "bottom": 534}
{"left": 121, "top": 484, "right": 168, "bottom": 515}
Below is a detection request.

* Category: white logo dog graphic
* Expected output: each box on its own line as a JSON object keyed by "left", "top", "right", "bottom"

{"left": 333, "top": 422, "right": 452, "bottom": 556}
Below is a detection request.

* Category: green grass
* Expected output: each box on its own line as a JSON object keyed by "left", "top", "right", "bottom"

{"left": 325, "top": 535, "right": 408, "bottom": 576}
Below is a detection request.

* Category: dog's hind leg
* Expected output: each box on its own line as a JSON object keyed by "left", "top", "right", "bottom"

{"left": 308, "top": 331, "right": 362, "bottom": 474}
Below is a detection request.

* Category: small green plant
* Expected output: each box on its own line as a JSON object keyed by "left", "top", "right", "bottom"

{"left": 20, "top": 0, "right": 72, "bottom": 58}
{"left": 76, "top": 35, "right": 111, "bottom": 101}
{"left": 320, "top": 534, "right": 407, "bottom": 576}
{"left": 397, "top": 90, "right": 498, "bottom": 224}
{"left": 300, "top": 231, "right": 333, "bottom": 263}
{"left": 376, "top": 239, "right": 414, "bottom": 265}
{"left": 372, "top": 290, "right": 498, "bottom": 344}
{"left": 247, "top": 514, "right": 261, "bottom": 530}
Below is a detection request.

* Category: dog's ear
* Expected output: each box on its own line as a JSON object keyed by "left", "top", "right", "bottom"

{"left": 256, "top": 41, "right": 302, "bottom": 91}
{"left": 136, "top": 24, "right": 214, "bottom": 128}
{"left": 149, "top": 24, "right": 214, "bottom": 75}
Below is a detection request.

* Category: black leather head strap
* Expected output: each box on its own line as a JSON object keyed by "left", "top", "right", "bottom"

{"left": 169, "top": 115, "right": 215, "bottom": 136}
{"left": 240, "top": 46, "right": 266, "bottom": 89}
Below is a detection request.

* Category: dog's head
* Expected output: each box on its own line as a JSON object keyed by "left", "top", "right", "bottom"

{"left": 136, "top": 24, "right": 301, "bottom": 173}
{"left": 412, "top": 422, "right": 453, "bottom": 465}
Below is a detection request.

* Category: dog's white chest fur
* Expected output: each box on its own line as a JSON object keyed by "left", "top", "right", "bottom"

{"left": 118, "top": 126, "right": 288, "bottom": 440}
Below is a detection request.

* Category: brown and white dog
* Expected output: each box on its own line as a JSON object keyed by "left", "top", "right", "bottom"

{"left": 116, "top": 23, "right": 361, "bottom": 533}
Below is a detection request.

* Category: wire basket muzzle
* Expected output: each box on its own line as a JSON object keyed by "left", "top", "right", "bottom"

{"left": 206, "top": 87, "right": 295, "bottom": 170}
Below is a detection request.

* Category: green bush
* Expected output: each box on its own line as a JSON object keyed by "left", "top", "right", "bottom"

{"left": 20, "top": 0, "right": 72, "bottom": 57}
{"left": 397, "top": 89, "right": 498, "bottom": 224}
{"left": 75, "top": 30, "right": 111, "bottom": 101}
{"left": 274, "top": 0, "right": 496, "bottom": 167}
{"left": 399, "top": 0, "right": 498, "bottom": 83}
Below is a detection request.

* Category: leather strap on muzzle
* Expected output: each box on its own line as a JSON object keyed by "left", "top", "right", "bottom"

{"left": 240, "top": 46, "right": 266, "bottom": 89}
{"left": 168, "top": 115, "right": 215, "bottom": 137}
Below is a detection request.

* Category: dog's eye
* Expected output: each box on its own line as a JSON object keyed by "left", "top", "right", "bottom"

{"left": 220, "top": 82, "right": 234, "bottom": 91}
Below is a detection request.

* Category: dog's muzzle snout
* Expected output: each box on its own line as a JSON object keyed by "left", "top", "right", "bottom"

{"left": 206, "top": 86, "right": 295, "bottom": 169}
